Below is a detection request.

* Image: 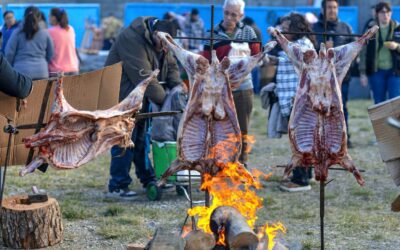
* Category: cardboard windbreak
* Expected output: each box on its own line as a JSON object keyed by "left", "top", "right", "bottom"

{"left": 0, "top": 62, "right": 122, "bottom": 166}
{"left": 368, "top": 96, "right": 400, "bottom": 186}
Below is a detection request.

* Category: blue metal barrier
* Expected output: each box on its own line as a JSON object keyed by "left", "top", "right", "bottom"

{"left": 6, "top": 4, "right": 100, "bottom": 48}
{"left": 124, "top": 3, "right": 358, "bottom": 44}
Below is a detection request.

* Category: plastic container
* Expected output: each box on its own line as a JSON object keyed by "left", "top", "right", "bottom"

{"left": 152, "top": 141, "right": 177, "bottom": 182}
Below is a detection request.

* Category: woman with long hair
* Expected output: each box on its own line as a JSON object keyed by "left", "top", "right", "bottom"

{"left": 5, "top": 6, "right": 54, "bottom": 80}
{"left": 48, "top": 8, "right": 79, "bottom": 75}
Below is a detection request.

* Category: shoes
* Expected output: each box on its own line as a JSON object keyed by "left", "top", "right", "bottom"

{"left": 279, "top": 181, "right": 311, "bottom": 192}
{"left": 161, "top": 183, "right": 174, "bottom": 189}
{"left": 106, "top": 187, "right": 137, "bottom": 199}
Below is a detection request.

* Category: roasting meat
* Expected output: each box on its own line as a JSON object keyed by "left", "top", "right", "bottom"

{"left": 156, "top": 31, "right": 276, "bottom": 184}
{"left": 20, "top": 70, "right": 159, "bottom": 176}
{"left": 268, "top": 25, "right": 379, "bottom": 185}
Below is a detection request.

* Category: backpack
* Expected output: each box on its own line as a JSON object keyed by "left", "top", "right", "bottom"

{"left": 151, "top": 85, "right": 187, "bottom": 142}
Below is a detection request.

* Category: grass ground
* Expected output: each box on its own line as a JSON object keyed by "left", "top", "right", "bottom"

{"left": 2, "top": 98, "right": 399, "bottom": 250}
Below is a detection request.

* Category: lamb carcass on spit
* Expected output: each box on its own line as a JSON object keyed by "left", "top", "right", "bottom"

{"left": 20, "top": 70, "right": 159, "bottom": 176}
{"left": 268, "top": 25, "right": 379, "bottom": 185}
{"left": 156, "top": 31, "right": 276, "bottom": 184}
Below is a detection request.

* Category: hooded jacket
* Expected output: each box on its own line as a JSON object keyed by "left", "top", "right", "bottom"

{"left": 105, "top": 16, "right": 181, "bottom": 104}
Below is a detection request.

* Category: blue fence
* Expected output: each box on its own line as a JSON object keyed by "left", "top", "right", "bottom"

{"left": 124, "top": 3, "right": 359, "bottom": 44}
{"left": 6, "top": 4, "right": 100, "bottom": 48}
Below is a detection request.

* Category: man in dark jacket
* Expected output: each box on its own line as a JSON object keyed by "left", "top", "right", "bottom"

{"left": 0, "top": 53, "right": 32, "bottom": 98}
{"left": 104, "top": 17, "right": 182, "bottom": 198}
{"left": 313, "top": 0, "right": 354, "bottom": 149}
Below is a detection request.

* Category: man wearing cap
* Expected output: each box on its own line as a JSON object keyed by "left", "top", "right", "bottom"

{"left": 104, "top": 16, "right": 182, "bottom": 198}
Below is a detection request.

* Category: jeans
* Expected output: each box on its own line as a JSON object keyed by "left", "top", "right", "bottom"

{"left": 252, "top": 68, "right": 260, "bottom": 94}
{"left": 108, "top": 118, "right": 156, "bottom": 192}
{"left": 341, "top": 81, "right": 350, "bottom": 138}
{"left": 291, "top": 167, "right": 312, "bottom": 186}
{"left": 369, "top": 69, "right": 400, "bottom": 104}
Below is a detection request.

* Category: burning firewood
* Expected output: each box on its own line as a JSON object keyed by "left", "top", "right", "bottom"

{"left": 184, "top": 230, "right": 215, "bottom": 250}
{"left": 210, "top": 206, "right": 259, "bottom": 249}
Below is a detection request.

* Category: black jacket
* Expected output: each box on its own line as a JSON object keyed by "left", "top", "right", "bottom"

{"left": 0, "top": 53, "right": 32, "bottom": 99}
{"left": 359, "top": 20, "right": 400, "bottom": 76}
{"left": 313, "top": 14, "right": 355, "bottom": 82}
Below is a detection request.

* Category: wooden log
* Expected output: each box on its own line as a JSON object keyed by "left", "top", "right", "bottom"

{"left": 210, "top": 206, "right": 258, "bottom": 250}
{"left": 127, "top": 243, "right": 146, "bottom": 250}
{"left": 1, "top": 195, "right": 63, "bottom": 249}
{"left": 184, "top": 230, "right": 215, "bottom": 250}
{"left": 146, "top": 228, "right": 185, "bottom": 250}
{"left": 391, "top": 194, "right": 400, "bottom": 212}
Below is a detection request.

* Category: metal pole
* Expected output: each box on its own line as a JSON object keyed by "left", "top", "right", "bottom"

{"left": 0, "top": 124, "right": 15, "bottom": 208}
{"left": 320, "top": 3, "right": 327, "bottom": 249}
{"left": 188, "top": 170, "right": 197, "bottom": 230}
{"left": 320, "top": 180, "right": 325, "bottom": 250}
{"left": 205, "top": 4, "right": 215, "bottom": 208}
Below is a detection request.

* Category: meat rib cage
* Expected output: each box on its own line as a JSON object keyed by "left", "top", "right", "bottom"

{"left": 20, "top": 70, "right": 159, "bottom": 176}
{"left": 156, "top": 31, "right": 277, "bottom": 184}
{"left": 268, "top": 25, "right": 379, "bottom": 185}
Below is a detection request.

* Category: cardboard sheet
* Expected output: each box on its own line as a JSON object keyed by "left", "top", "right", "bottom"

{"left": 368, "top": 96, "right": 400, "bottom": 186}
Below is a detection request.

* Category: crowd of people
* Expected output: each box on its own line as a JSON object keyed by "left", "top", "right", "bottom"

{"left": 1, "top": 0, "right": 400, "bottom": 197}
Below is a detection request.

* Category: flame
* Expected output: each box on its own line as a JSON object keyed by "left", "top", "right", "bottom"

{"left": 188, "top": 162, "right": 263, "bottom": 233}
{"left": 217, "top": 226, "right": 226, "bottom": 246}
{"left": 257, "top": 222, "right": 286, "bottom": 250}
{"left": 243, "top": 134, "right": 256, "bottom": 154}
{"left": 187, "top": 133, "right": 285, "bottom": 247}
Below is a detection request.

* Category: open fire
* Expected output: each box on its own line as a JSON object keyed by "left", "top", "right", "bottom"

{"left": 185, "top": 134, "right": 286, "bottom": 250}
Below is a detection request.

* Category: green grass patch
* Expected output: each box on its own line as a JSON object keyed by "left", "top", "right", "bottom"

{"left": 103, "top": 205, "right": 125, "bottom": 217}
{"left": 350, "top": 186, "right": 373, "bottom": 198}
{"left": 61, "top": 200, "right": 93, "bottom": 220}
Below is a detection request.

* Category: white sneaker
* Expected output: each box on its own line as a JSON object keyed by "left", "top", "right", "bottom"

{"left": 106, "top": 188, "right": 137, "bottom": 199}
{"left": 279, "top": 181, "right": 311, "bottom": 192}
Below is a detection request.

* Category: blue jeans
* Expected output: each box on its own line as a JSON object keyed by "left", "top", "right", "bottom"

{"left": 108, "top": 118, "right": 156, "bottom": 192}
{"left": 369, "top": 69, "right": 400, "bottom": 104}
{"left": 341, "top": 81, "right": 350, "bottom": 138}
{"left": 252, "top": 68, "right": 260, "bottom": 94}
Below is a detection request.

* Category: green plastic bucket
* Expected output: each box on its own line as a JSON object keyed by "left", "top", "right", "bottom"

{"left": 152, "top": 141, "right": 177, "bottom": 182}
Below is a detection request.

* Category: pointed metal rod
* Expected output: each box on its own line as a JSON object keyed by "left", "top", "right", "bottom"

{"left": 320, "top": 180, "right": 325, "bottom": 250}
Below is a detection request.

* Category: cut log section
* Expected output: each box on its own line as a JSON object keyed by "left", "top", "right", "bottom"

{"left": 391, "top": 194, "right": 400, "bottom": 212}
{"left": 146, "top": 228, "right": 185, "bottom": 250}
{"left": 1, "top": 195, "right": 63, "bottom": 249}
{"left": 184, "top": 230, "right": 215, "bottom": 250}
{"left": 210, "top": 206, "right": 258, "bottom": 250}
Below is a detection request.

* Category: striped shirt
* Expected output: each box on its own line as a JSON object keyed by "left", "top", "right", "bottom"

{"left": 276, "top": 37, "right": 314, "bottom": 117}
{"left": 202, "top": 21, "right": 260, "bottom": 91}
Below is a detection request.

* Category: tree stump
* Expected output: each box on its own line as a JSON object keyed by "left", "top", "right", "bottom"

{"left": 1, "top": 195, "right": 63, "bottom": 249}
